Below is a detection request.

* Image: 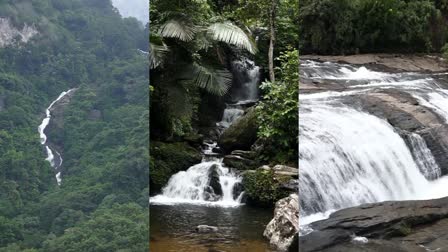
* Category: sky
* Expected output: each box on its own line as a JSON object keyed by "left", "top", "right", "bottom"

{"left": 111, "top": 0, "right": 149, "bottom": 24}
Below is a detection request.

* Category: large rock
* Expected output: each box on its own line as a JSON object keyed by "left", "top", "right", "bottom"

{"left": 232, "top": 182, "right": 244, "bottom": 200}
{"left": 150, "top": 141, "right": 202, "bottom": 193}
{"left": 299, "top": 197, "right": 448, "bottom": 252}
{"left": 264, "top": 194, "right": 299, "bottom": 252}
{"left": 208, "top": 164, "right": 222, "bottom": 197}
{"left": 273, "top": 165, "right": 299, "bottom": 178}
{"left": 223, "top": 155, "right": 258, "bottom": 170}
{"left": 218, "top": 107, "right": 258, "bottom": 153}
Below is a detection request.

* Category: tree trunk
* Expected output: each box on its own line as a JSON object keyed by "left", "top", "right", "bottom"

{"left": 268, "top": 0, "right": 276, "bottom": 82}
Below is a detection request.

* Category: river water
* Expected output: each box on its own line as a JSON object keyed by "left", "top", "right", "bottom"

{"left": 299, "top": 60, "right": 448, "bottom": 234}
{"left": 150, "top": 205, "right": 273, "bottom": 252}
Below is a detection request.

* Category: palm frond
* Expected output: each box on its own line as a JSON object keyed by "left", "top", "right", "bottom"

{"left": 158, "top": 17, "right": 198, "bottom": 42}
{"left": 207, "top": 22, "right": 257, "bottom": 54}
{"left": 149, "top": 41, "right": 169, "bottom": 69}
{"left": 181, "top": 63, "right": 232, "bottom": 96}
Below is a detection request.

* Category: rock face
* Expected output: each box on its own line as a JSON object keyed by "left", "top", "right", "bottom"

{"left": 299, "top": 197, "right": 448, "bottom": 252}
{"left": 218, "top": 107, "right": 258, "bottom": 153}
{"left": 46, "top": 89, "right": 78, "bottom": 155}
{"left": 264, "top": 194, "right": 299, "bottom": 252}
{"left": 208, "top": 164, "right": 223, "bottom": 197}
{"left": 0, "top": 18, "right": 38, "bottom": 48}
{"left": 232, "top": 182, "right": 244, "bottom": 200}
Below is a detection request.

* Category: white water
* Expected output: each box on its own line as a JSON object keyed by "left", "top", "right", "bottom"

{"left": 216, "top": 106, "right": 244, "bottom": 128}
{"left": 151, "top": 108, "right": 246, "bottom": 207}
{"left": 407, "top": 133, "right": 441, "bottom": 180}
{"left": 151, "top": 58, "right": 260, "bottom": 207}
{"left": 150, "top": 160, "right": 242, "bottom": 207}
{"left": 299, "top": 60, "right": 448, "bottom": 234}
{"left": 38, "top": 89, "right": 74, "bottom": 185}
{"left": 299, "top": 104, "right": 429, "bottom": 215}
{"left": 231, "top": 58, "right": 260, "bottom": 102}
{"left": 150, "top": 145, "right": 244, "bottom": 207}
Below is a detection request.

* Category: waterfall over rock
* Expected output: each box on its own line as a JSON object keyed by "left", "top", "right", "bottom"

{"left": 299, "top": 103, "right": 428, "bottom": 216}
{"left": 299, "top": 60, "right": 448, "bottom": 234}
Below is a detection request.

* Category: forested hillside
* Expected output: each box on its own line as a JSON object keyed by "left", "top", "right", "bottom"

{"left": 0, "top": 0, "right": 148, "bottom": 251}
{"left": 299, "top": 0, "right": 448, "bottom": 55}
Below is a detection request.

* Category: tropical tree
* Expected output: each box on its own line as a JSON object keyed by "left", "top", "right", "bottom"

{"left": 150, "top": 1, "right": 257, "bottom": 96}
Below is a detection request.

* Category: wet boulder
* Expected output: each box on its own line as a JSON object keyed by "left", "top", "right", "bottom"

{"left": 208, "top": 164, "right": 223, "bottom": 196}
{"left": 218, "top": 107, "right": 258, "bottom": 153}
{"left": 232, "top": 182, "right": 244, "bottom": 200}
{"left": 264, "top": 194, "right": 299, "bottom": 252}
{"left": 273, "top": 165, "right": 299, "bottom": 178}
{"left": 223, "top": 155, "right": 258, "bottom": 170}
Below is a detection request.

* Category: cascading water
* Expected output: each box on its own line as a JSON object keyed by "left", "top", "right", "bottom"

{"left": 38, "top": 89, "right": 74, "bottom": 185}
{"left": 299, "top": 60, "right": 448, "bottom": 234}
{"left": 150, "top": 144, "right": 243, "bottom": 207}
{"left": 230, "top": 58, "right": 260, "bottom": 102}
{"left": 299, "top": 103, "right": 428, "bottom": 215}
{"left": 151, "top": 57, "right": 260, "bottom": 207}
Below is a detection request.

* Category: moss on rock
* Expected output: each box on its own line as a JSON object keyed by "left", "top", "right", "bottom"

{"left": 242, "top": 169, "right": 290, "bottom": 206}
{"left": 150, "top": 141, "right": 201, "bottom": 193}
{"left": 218, "top": 107, "right": 258, "bottom": 153}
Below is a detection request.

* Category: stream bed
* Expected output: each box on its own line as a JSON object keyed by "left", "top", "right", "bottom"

{"left": 150, "top": 204, "right": 274, "bottom": 252}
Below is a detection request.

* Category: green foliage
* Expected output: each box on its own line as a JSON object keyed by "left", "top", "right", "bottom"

{"left": 150, "top": 0, "right": 261, "bottom": 139}
{"left": 242, "top": 170, "right": 289, "bottom": 205}
{"left": 42, "top": 203, "right": 148, "bottom": 252}
{"left": 300, "top": 0, "right": 448, "bottom": 54}
{"left": 0, "top": 0, "right": 148, "bottom": 250}
{"left": 256, "top": 49, "right": 298, "bottom": 164}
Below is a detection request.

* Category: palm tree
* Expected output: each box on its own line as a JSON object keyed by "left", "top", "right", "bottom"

{"left": 150, "top": 12, "right": 257, "bottom": 96}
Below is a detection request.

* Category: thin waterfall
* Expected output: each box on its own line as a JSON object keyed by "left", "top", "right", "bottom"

{"left": 38, "top": 89, "right": 74, "bottom": 185}
{"left": 406, "top": 133, "right": 441, "bottom": 180}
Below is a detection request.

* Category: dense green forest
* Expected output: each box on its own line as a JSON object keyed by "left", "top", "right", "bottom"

{"left": 0, "top": 0, "right": 148, "bottom": 251}
{"left": 150, "top": 0, "right": 298, "bottom": 200}
{"left": 300, "top": 0, "right": 448, "bottom": 55}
